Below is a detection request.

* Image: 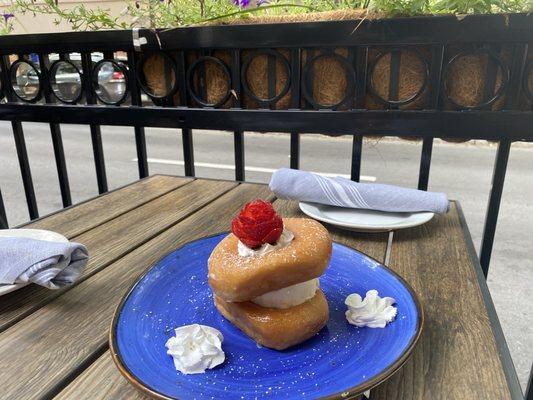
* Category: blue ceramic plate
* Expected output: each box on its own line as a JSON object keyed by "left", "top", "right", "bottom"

{"left": 110, "top": 234, "right": 423, "bottom": 400}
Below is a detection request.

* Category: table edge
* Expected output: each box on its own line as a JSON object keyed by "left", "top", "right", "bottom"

{"left": 454, "top": 201, "right": 523, "bottom": 399}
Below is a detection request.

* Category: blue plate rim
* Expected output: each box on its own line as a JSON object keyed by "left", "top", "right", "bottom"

{"left": 109, "top": 232, "right": 424, "bottom": 400}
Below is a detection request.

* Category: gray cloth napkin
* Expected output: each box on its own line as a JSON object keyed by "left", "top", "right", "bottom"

{"left": 0, "top": 237, "right": 88, "bottom": 289}
{"left": 270, "top": 168, "right": 449, "bottom": 214}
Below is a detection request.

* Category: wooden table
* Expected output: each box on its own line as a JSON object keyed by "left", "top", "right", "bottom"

{"left": 0, "top": 176, "right": 520, "bottom": 400}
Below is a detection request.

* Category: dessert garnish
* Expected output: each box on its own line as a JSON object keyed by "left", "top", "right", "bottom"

{"left": 231, "top": 200, "right": 283, "bottom": 248}
{"left": 165, "top": 324, "right": 225, "bottom": 374}
{"left": 345, "top": 290, "right": 397, "bottom": 328}
{"left": 237, "top": 228, "right": 294, "bottom": 257}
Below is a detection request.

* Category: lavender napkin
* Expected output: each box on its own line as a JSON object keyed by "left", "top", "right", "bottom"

{"left": 269, "top": 168, "right": 449, "bottom": 214}
{"left": 0, "top": 237, "right": 88, "bottom": 289}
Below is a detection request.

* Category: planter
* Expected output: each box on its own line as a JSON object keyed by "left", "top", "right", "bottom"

{"left": 137, "top": 11, "right": 530, "bottom": 141}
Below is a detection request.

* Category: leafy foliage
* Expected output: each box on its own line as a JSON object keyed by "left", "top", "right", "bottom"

{"left": 8, "top": 0, "right": 129, "bottom": 30}
{"left": 433, "top": 0, "right": 530, "bottom": 14}
{"left": 3, "top": 0, "right": 532, "bottom": 34}
{"left": 368, "top": 0, "right": 429, "bottom": 16}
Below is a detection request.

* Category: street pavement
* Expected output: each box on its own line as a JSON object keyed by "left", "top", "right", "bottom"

{"left": 0, "top": 121, "right": 531, "bottom": 389}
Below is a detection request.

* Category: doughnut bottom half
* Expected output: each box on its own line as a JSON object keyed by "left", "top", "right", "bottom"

{"left": 214, "top": 289, "right": 329, "bottom": 350}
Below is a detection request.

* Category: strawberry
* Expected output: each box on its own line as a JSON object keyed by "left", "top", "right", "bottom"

{"left": 231, "top": 200, "right": 283, "bottom": 248}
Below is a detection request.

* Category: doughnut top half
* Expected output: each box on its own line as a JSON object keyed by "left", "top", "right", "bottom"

{"left": 208, "top": 218, "right": 332, "bottom": 302}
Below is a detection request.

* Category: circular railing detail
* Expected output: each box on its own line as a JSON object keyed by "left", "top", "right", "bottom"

{"left": 50, "top": 59, "right": 83, "bottom": 104}
{"left": 187, "top": 56, "right": 232, "bottom": 108}
{"left": 92, "top": 59, "right": 129, "bottom": 105}
{"left": 136, "top": 52, "right": 178, "bottom": 100}
{"left": 241, "top": 49, "right": 291, "bottom": 107}
{"left": 442, "top": 49, "right": 509, "bottom": 110}
{"left": 367, "top": 49, "right": 430, "bottom": 107}
{"left": 302, "top": 52, "right": 355, "bottom": 110}
{"left": 10, "top": 59, "right": 42, "bottom": 103}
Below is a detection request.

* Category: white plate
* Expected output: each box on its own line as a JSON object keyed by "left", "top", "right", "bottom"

{"left": 299, "top": 202, "right": 434, "bottom": 233}
{"left": 0, "top": 229, "right": 68, "bottom": 296}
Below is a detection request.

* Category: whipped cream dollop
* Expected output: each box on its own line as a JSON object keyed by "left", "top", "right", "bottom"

{"left": 345, "top": 290, "right": 397, "bottom": 328}
{"left": 252, "top": 278, "right": 319, "bottom": 309}
{"left": 165, "top": 324, "right": 225, "bottom": 374}
{"left": 237, "top": 229, "right": 294, "bottom": 257}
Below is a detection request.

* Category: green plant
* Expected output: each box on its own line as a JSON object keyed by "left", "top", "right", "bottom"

{"left": 433, "top": 0, "right": 529, "bottom": 14}
{"left": 3, "top": 0, "right": 532, "bottom": 35}
{"left": 368, "top": 0, "right": 429, "bottom": 15}
{"left": 124, "top": 0, "right": 235, "bottom": 28}
{"left": 9, "top": 0, "right": 128, "bottom": 30}
{"left": 124, "top": 0, "right": 315, "bottom": 28}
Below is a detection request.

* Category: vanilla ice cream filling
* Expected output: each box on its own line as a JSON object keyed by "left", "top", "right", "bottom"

{"left": 251, "top": 278, "right": 320, "bottom": 309}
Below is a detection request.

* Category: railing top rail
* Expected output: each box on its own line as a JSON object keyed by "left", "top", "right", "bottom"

{"left": 0, "top": 104, "right": 532, "bottom": 142}
{"left": 1, "top": 12, "right": 532, "bottom": 54}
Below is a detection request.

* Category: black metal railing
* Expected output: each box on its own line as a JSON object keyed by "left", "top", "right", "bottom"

{"left": 0, "top": 13, "right": 532, "bottom": 283}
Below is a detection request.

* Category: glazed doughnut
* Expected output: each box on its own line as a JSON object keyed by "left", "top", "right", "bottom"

{"left": 214, "top": 289, "right": 329, "bottom": 350}
{"left": 208, "top": 218, "right": 332, "bottom": 302}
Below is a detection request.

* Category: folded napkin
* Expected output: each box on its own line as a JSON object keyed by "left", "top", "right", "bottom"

{"left": 270, "top": 168, "right": 449, "bottom": 214}
{"left": 0, "top": 238, "right": 88, "bottom": 289}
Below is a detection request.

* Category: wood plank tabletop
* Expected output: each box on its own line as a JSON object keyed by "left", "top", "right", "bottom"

{"left": 0, "top": 175, "right": 516, "bottom": 400}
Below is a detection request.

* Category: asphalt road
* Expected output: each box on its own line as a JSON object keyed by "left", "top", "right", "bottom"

{"left": 1, "top": 122, "right": 532, "bottom": 389}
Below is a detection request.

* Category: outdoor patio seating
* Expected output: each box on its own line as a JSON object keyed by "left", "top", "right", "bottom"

{"left": 0, "top": 14, "right": 531, "bottom": 400}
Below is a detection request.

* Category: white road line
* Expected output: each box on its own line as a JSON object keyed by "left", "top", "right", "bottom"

{"left": 132, "top": 157, "right": 377, "bottom": 182}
